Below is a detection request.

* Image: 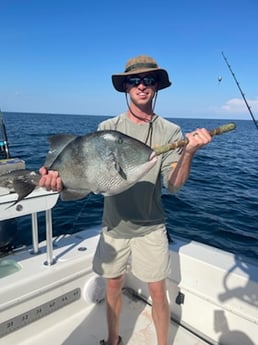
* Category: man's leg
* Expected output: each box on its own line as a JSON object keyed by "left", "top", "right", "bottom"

{"left": 148, "top": 279, "right": 169, "bottom": 345}
{"left": 105, "top": 275, "right": 124, "bottom": 345}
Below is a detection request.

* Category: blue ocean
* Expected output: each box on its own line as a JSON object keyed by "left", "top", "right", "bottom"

{"left": 2, "top": 112, "right": 258, "bottom": 261}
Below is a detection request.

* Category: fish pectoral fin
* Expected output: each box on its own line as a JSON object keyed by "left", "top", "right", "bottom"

{"left": 13, "top": 180, "right": 37, "bottom": 201}
{"left": 60, "top": 189, "right": 91, "bottom": 201}
{"left": 108, "top": 152, "right": 127, "bottom": 180}
{"left": 114, "top": 162, "right": 127, "bottom": 180}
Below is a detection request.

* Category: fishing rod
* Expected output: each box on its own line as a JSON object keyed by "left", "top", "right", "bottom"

{"left": 153, "top": 123, "right": 236, "bottom": 155}
{"left": 221, "top": 51, "right": 258, "bottom": 130}
{"left": 0, "top": 110, "right": 11, "bottom": 159}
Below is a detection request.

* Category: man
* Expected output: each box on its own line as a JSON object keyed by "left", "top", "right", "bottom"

{"left": 39, "top": 55, "right": 212, "bottom": 345}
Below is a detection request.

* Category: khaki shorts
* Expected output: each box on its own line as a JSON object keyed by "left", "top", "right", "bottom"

{"left": 92, "top": 227, "right": 171, "bottom": 282}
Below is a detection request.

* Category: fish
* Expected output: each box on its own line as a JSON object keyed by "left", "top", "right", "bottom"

{"left": 44, "top": 130, "right": 157, "bottom": 201}
{"left": 0, "top": 123, "right": 237, "bottom": 204}
{"left": 0, "top": 169, "right": 40, "bottom": 204}
{"left": 0, "top": 130, "right": 158, "bottom": 204}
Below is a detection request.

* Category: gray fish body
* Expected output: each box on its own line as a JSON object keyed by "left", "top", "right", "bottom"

{"left": 45, "top": 130, "right": 157, "bottom": 201}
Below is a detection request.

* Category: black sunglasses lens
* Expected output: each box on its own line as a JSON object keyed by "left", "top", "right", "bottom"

{"left": 143, "top": 77, "right": 156, "bottom": 86}
{"left": 127, "top": 77, "right": 157, "bottom": 86}
{"left": 127, "top": 77, "right": 141, "bottom": 86}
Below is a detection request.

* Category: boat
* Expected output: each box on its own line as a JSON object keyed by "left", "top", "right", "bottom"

{"left": 1, "top": 189, "right": 257, "bottom": 345}
{"left": 0, "top": 110, "right": 25, "bottom": 251}
{"left": 0, "top": 114, "right": 257, "bottom": 345}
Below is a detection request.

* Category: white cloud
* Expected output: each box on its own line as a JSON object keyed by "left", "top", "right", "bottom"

{"left": 221, "top": 96, "right": 258, "bottom": 114}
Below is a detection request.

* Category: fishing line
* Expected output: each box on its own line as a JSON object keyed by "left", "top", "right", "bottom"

{"left": 221, "top": 51, "right": 258, "bottom": 130}
{"left": 71, "top": 194, "right": 103, "bottom": 233}
{"left": 70, "top": 196, "right": 92, "bottom": 232}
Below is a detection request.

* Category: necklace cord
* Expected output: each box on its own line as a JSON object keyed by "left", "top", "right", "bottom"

{"left": 124, "top": 92, "right": 158, "bottom": 145}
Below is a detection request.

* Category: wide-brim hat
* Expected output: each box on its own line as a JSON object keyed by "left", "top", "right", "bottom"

{"left": 112, "top": 55, "right": 172, "bottom": 92}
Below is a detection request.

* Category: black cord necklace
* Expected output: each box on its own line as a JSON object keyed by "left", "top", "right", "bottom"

{"left": 125, "top": 93, "right": 158, "bottom": 145}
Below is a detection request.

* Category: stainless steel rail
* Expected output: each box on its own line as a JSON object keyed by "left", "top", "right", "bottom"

{"left": 0, "top": 189, "right": 59, "bottom": 266}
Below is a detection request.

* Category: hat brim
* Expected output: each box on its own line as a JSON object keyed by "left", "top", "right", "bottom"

{"left": 112, "top": 68, "right": 172, "bottom": 92}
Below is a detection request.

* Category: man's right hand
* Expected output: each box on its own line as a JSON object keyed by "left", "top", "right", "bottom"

{"left": 39, "top": 167, "right": 63, "bottom": 192}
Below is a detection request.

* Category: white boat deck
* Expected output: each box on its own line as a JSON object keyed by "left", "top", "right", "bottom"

{"left": 0, "top": 228, "right": 210, "bottom": 345}
{"left": 1, "top": 190, "right": 257, "bottom": 345}
{"left": 8, "top": 288, "right": 209, "bottom": 345}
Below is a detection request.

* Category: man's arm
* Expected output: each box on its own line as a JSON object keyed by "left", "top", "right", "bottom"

{"left": 167, "top": 128, "right": 212, "bottom": 192}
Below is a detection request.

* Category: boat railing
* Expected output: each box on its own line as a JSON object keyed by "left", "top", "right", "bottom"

{"left": 0, "top": 189, "right": 59, "bottom": 266}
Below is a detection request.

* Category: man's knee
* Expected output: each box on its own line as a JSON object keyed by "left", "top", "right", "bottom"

{"left": 106, "top": 275, "right": 124, "bottom": 294}
{"left": 148, "top": 280, "right": 167, "bottom": 302}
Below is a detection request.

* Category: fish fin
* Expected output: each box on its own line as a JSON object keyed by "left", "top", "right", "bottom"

{"left": 13, "top": 180, "right": 37, "bottom": 200}
{"left": 11, "top": 180, "right": 37, "bottom": 206}
{"left": 108, "top": 152, "right": 127, "bottom": 180}
{"left": 115, "top": 162, "right": 127, "bottom": 180}
{"left": 60, "top": 189, "right": 91, "bottom": 201}
{"left": 44, "top": 134, "right": 77, "bottom": 168}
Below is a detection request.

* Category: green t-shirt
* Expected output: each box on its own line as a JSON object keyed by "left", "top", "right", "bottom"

{"left": 98, "top": 113, "right": 184, "bottom": 238}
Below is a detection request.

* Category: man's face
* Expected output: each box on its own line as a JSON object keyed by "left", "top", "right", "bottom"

{"left": 125, "top": 73, "right": 158, "bottom": 107}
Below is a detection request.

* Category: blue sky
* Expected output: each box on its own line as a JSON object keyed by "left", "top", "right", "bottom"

{"left": 1, "top": 0, "right": 258, "bottom": 120}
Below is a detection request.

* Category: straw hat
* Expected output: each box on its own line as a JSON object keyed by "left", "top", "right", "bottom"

{"left": 112, "top": 55, "right": 172, "bottom": 92}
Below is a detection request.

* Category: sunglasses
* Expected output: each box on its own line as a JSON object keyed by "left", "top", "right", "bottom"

{"left": 126, "top": 76, "right": 157, "bottom": 87}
